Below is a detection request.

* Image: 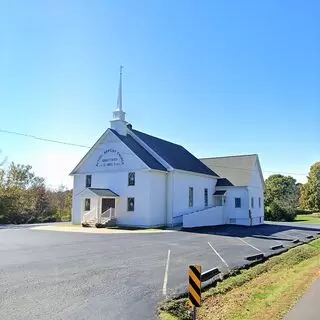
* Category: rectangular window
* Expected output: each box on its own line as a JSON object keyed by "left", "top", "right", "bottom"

{"left": 251, "top": 197, "right": 254, "bottom": 209}
{"left": 259, "top": 197, "right": 261, "bottom": 208}
{"left": 85, "top": 175, "right": 92, "bottom": 188}
{"left": 128, "top": 172, "right": 135, "bottom": 186}
{"left": 84, "top": 198, "right": 91, "bottom": 211}
{"left": 189, "top": 187, "right": 194, "bottom": 207}
{"left": 235, "top": 197, "right": 241, "bottom": 208}
{"left": 204, "top": 188, "right": 208, "bottom": 207}
{"left": 127, "top": 197, "right": 135, "bottom": 211}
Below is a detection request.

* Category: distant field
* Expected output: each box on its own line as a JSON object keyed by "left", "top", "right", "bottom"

{"left": 294, "top": 214, "right": 320, "bottom": 224}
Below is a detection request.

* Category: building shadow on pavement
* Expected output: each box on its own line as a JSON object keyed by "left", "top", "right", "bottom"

{"left": 181, "top": 223, "right": 320, "bottom": 241}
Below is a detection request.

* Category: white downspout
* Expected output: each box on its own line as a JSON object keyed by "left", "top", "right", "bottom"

{"left": 165, "top": 172, "right": 169, "bottom": 226}
{"left": 247, "top": 188, "right": 252, "bottom": 226}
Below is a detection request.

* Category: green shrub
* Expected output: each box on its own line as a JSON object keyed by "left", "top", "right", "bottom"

{"left": 42, "top": 216, "right": 57, "bottom": 223}
{"left": 265, "top": 202, "right": 297, "bottom": 222}
{"left": 295, "top": 208, "right": 318, "bottom": 215}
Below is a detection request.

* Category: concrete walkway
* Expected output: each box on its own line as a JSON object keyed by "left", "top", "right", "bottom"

{"left": 31, "top": 224, "right": 170, "bottom": 234}
{"left": 284, "top": 279, "right": 320, "bottom": 319}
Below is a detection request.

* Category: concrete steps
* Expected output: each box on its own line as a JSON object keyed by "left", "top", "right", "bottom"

{"left": 82, "top": 218, "right": 117, "bottom": 228}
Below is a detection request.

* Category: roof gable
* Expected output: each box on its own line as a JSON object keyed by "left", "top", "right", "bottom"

{"left": 70, "top": 129, "right": 164, "bottom": 175}
{"left": 201, "top": 154, "right": 260, "bottom": 186}
{"left": 88, "top": 188, "right": 119, "bottom": 197}
{"left": 131, "top": 129, "right": 218, "bottom": 177}
{"left": 110, "top": 129, "right": 167, "bottom": 172}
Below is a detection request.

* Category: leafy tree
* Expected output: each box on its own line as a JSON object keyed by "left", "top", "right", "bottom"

{"left": 265, "top": 174, "right": 300, "bottom": 208}
{"left": 5, "top": 162, "right": 36, "bottom": 189}
{"left": 300, "top": 162, "right": 320, "bottom": 211}
{"left": 47, "top": 187, "right": 72, "bottom": 222}
{"left": 0, "top": 162, "right": 72, "bottom": 224}
{"left": 264, "top": 174, "right": 300, "bottom": 221}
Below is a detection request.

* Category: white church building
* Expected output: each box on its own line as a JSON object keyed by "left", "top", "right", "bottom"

{"left": 70, "top": 70, "right": 264, "bottom": 228}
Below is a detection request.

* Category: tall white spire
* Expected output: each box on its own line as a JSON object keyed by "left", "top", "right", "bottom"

{"left": 112, "top": 65, "right": 126, "bottom": 121}
{"left": 116, "top": 65, "right": 123, "bottom": 111}
{"left": 110, "top": 66, "right": 127, "bottom": 135}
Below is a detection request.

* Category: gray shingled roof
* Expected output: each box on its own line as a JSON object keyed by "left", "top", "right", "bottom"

{"left": 201, "top": 155, "right": 258, "bottom": 186}
{"left": 131, "top": 129, "right": 219, "bottom": 177}
{"left": 216, "top": 178, "right": 233, "bottom": 187}
{"left": 111, "top": 129, "right": 167, "bottom": 172}
{"left": 214, "top": 190, "right": 226, "bottom": 195}
{"left": 88, "top": 188, "right": 119, "bottom": 197}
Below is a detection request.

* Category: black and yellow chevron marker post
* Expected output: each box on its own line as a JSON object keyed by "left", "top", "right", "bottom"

{"left": 188, "top": 265, "right": 201, "bottom": 319}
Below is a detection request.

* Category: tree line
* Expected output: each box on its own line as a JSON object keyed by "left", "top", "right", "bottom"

{"left": 0, "top": 162, "right": 71, "bottom": 224}
{"left": 0, "top": 160, "right": 319, "bottom": 224}
{"left": 265, "top": 162, "right": 320, "bottom": 221}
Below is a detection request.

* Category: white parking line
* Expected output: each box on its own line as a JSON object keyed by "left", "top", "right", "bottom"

{"left": 162, "top": 249, "right": 171, "bottom": 296}
{"left": 208, "top": 242, "right": 229, "bottom": 269}
{"left": 238, "top": 237, "right": 263, "bottom": 253}
{"left": 289, "top": 230, "right": 313, "bottom": 237}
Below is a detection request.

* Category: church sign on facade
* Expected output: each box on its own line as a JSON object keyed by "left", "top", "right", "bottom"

{"left": 96, "top": 148, "right": 124, "bottom": 168}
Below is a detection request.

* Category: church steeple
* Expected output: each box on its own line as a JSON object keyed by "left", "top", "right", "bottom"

{"left": 112, "top": 65, "right": 126, "bottom": 121}
{"left": 110, "top": 66, "right": 127, "bottom": 135}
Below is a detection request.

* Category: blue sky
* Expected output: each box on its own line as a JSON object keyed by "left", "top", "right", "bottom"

{"left": 0, "top": 0, "right": 319, "bottom": 188}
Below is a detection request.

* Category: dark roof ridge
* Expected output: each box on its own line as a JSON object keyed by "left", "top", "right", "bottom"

{"left": 201, "top": 154, "right": 258, "bottom": 160}
{"left": 131, "top": 128, "right": 219, "bottom": 177}
{"left": 131, "top": 129, "right": 184, "bottom": 148}
{"left": 110, "top": 129, "right": 167, "bottom": 172}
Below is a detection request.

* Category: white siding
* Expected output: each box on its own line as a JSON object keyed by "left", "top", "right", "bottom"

{"left": 220, "top": 187, "right": 250, "bottom": 225}
{"left": 72, "top": 170, "right": 156, "bottom": 227}
{"left": 248, "top": 186, "right": 264, "bottom": 224}
{"left": 115, "top": 171, "right": 151, "bottom": 226}
{"left": 148, "top": 171, "right": 167, "bottom": 226}
{"left": 183, "top": 206, "right": 224, "bottom": 228}
{"left": 248, "top": 160, "right": 264, "bottom": 224}
{"left": 71, "top": 130, "right": 160, "bottom": 226}
{"left": 171, "top": 171, "right": 217, "bottom": 225}
{"left": 72, "top": 175, "right": 82, "bottom": 224}
{"left": 75, "top": 130, "right": 148, "bottom": 174}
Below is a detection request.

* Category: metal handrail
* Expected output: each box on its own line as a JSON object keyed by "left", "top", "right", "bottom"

{"left": 181, "top": 205, "right": 216, "bottom": 217}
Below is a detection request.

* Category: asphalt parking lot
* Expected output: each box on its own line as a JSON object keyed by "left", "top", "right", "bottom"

{"left": 0, "top": 222, "right": 319, "bottom": 320}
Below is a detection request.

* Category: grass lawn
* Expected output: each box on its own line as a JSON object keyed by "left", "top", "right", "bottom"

{"left": 294, "top": 214, "right": 320, "bottom": 224}
{"left": 159, "top": 239, "right": 320, "bottom": 320}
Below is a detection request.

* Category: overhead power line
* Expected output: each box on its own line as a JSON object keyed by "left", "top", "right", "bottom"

{"left": 0, "top": 129, "right": 90, "bottom": 149}
{"left": 0, "top": 128, "right": 308, "bottom": 176}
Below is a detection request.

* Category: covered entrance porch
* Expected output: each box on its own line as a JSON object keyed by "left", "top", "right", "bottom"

{"left": 79, "top": 188, "right": 119, "bottom": 227}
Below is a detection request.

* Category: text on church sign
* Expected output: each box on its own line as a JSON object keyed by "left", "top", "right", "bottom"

{"left": 96, "top": 148, "right": 124, "bottom": 168}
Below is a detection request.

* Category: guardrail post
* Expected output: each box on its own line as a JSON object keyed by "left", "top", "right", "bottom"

{"left": 193, "top": 306, "right": 197, "bottom": 320}
{"left": 189, "top": 265, "right": 201, "bottom": 319}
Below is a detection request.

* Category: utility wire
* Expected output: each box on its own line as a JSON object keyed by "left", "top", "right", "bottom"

{"left": 0, "top": 128, "right": 309, "bottom": 176}
{"left": 0, "top": 129, "right": 90, "bottom": 149}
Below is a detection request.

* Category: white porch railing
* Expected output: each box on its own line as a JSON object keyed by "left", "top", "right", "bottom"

{"left": 100, "top": 207, "right": 116, "bottom": 224}
{"left": 82, "top": 208, "right": 98, "bottom": 224}
{"left": 183, "top": 206, "right": 224, "bottom": 228}
{"left": 172, "top": 205, "right": 218, "bottom": 226}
